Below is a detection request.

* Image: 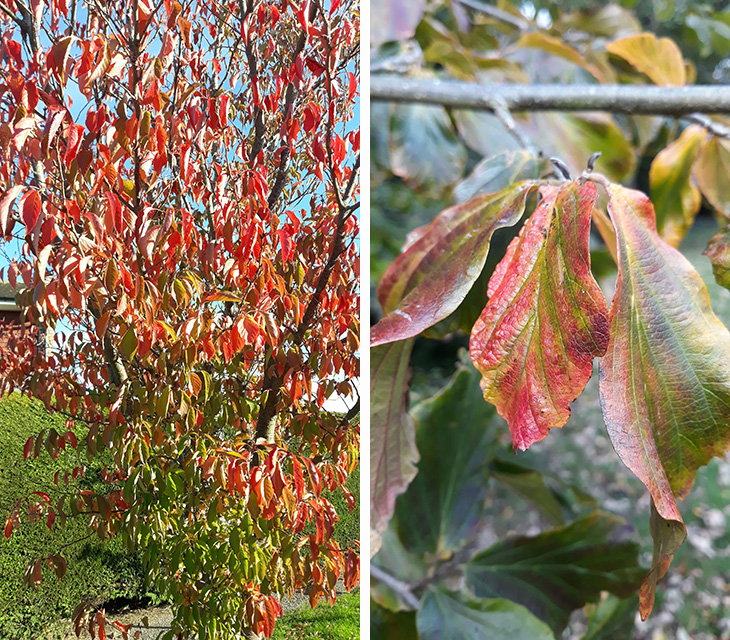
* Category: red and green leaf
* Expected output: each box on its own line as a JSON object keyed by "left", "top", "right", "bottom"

{"left": 599, "top": 184, "right": 730, "bottom": 619}
{"left": 370, "top": 339, "right": 418, "bottom": 556}
{"left": 372, "top": 182, "right": 535, "bottom": 346}
{"left": 470, "top": 181, "right": 609, "bottom": 450}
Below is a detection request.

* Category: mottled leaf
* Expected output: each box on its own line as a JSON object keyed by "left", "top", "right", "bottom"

{"left": 465, "top": 512, "right": 643, "bottom": 635}
{"left": 606, "top": 33, "right": 686, "bottom": 85}
{"left": 417, "top": 588, "right": 554, "bottom": 640}
{"left": 370, "top": 339, "right": 418, "bottom": 555}
{"left": 390, "top": 103, "right": 466, "bottom": 192}
{"left": 599, "top": 184, "right": 730, "bottom": 619}
{"left": 694, "top": 135, "right": 730, "bottom": 218}
{"left": 372, "top": 182, "right": 535, "bottom": 346}
{"left": 704, "top": 225, "right": 730, "bottom": 290}
{"left": 395, "top": 362, "right": 499, "bottom": 557}
{"left": 489, "top": 458, "right": 564, "bottom": 525}
{"left": 470, "top": 182, "right": 609, "bottom": 450}
{"left": 649, "top": 124, "right": 705, "bottom": 247}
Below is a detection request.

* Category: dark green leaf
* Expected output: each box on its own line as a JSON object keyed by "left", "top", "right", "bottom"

{"left": 417, "top": 588, "right": 553, "bottom": 640}
{"left": 465, "top": 511, "right": 643, "bottom": 635}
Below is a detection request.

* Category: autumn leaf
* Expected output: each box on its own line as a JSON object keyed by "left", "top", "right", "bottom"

{"left": 370, "top": 339, "right": 418, "bottom": 556}
{"left": 599, "top": 184, "right": 730, "bottom": 619}
{"left": 694, "top": 135, "right": 730, "bottom": 219}
{"left": 470, "top": 181, "right": 609, "bottom": 450}
{"left": 649, "top": 124, "right": 705, "bottom": 247}
{"left": 606, "top": 33, "right": 686, "bottom": 85}
{"left": 372, "top": 182, "right": 535, "bottom": 346}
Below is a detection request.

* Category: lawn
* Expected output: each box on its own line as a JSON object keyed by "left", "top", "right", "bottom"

{"left": 273, "top": 592, "right": 360, "bottom": 640}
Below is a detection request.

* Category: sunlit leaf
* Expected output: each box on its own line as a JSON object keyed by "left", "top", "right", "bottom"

{"left": 417, "top": 588, "right": 554, "bottom": 640}
{"left": 606, "top": 33, "right": 686, "bottom": 85}
{"left": 470, "top": 182, "right": 609, "bottom": 450}
{"left": 599, "top": 184, "right": 730, "bottom": 619}
{"left": 465, "top": 512, "right": 643, "bottom": 635}
{"left": 370, "top": 339, "right": 418, "bottom": 556}
{"left": 372, "top": 182, "right": 535, "bottom": 346}
{"left": 649, "top": 124, "right": 705, "bottom": 247}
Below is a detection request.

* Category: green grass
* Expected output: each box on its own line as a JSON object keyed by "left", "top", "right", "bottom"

{"left": 0, "top": 393, "right": 148, "bottom": 639}
{"left": 273, "top": 592, "right": 360, "bottom": 640}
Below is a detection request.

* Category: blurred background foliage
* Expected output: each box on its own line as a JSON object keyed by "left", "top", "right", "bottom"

{"left": 371, "top": 1, "right": 730, "bottom": 639}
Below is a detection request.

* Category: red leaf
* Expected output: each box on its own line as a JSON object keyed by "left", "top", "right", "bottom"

{"left": 3, "top": 514, "right": 12, "bottom": 539}
{"left": 372, "top": 182, "right": 535, "bottom": 346}
{"left": 470, "top": 182, "right": 609, "bottom": 450}
{"left": 23, "top": 436, "right": 34, "bottom": 460}
{"left": 0, "top": 185, "right": 24, "bottom": 235}
{"left": 21, "top": 189, "right": 42, "bottom": 232}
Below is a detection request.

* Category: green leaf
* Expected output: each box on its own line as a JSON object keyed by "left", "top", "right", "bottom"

{"left": 530, "top": 113, "right": 636, "bottom": 182}
{"left": 470, "top": 182, "right": 609, "bottom": 450}
{"left": 454, "top": 150, "right": 548, "bottom": 204}
{"left": 599, "top": 184, "right": 730, "bottom": 618}
{"left": 390, "top": 102, "right": 466, "bottom": 192}
{"left": 371, "top": 182, "right": 535, "bottom": 346}
{"left": 649, "top": 124, "right": 705, "bottom": 247}
{"left": 489, "top": 458, "right": 564, "bottom": 525}
{"left": 371, "top": 599, "right": 418, "bottom": 639}
{"left": 370, "top": 339, "right": 418, "bottom": 555}
{"left": 395, "top": 361, "right": 499, "bottom": 557}
{"left": 119, "top": 327, "right": 139, "bottom": 360}
{"left": 583, "top": 594, "right": 639, "bottom": 640}
{"left": 465, "top": 511, "right": 643, "bottom": 636}
{"left": 417, "top": 588, "right": 554, "bottom": 640}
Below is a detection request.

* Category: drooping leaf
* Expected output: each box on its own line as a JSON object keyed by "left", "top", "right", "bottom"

{"left": 694, "top": 135, "right": 730, "bottom": 219}
{"left": 395, "top": 361, "right": 499, "bottom": 557}
{"left": 649, "top": 124, "right": 705, "bottom": 247}
{"left": 465, "top": 511, "right": 643, "bottom": 635}
{"left": 489, "top": 458, "right": 564, "bottom": 525}
{"left": 371, "top": 182, "right": 535, "bottom": 346}
{"left": 470, "top": 181, "right": 609, "bottom": 450}
{"left": 582, "top": 594, "right": 639, "bottom": 640}
{"left": 704, "top": 225, "right": 730, "bottom": 290}
{"left": 599, "top": 184, "right": 730, "bottom": 619}
{"left": 606, "top": 33, "right": 686, "bottom": 85}
{"left": 390, "top": 102, "right": 466, "bottom": 192}
{"left": 370, "top": 339, "right": 418, "bottom": 556}
{"left": 416, "top": 588, "right": 554, "bottom": 640}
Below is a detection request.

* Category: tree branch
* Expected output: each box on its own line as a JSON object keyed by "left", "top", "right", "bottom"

{"left": 371, "top": 76, "right": 730, "bottom": 115}
{"left": 370, "top": 565, "right": 420, "bottom": 609}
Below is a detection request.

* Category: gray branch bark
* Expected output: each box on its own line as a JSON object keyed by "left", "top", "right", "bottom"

{"left": 371, "top": 76, "right": 730, "bottom": 115}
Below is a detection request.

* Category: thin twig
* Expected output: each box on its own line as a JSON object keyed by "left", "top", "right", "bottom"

{"left": 371, "top": 564, "right": 420, "bottom": 609}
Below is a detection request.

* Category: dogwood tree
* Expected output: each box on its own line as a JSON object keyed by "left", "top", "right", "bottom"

{"left": 0, "top": 0, "right": 360, "bottom": 637}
